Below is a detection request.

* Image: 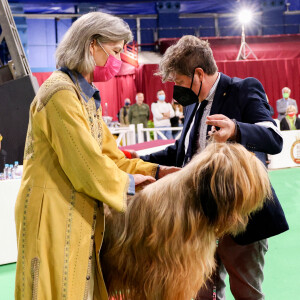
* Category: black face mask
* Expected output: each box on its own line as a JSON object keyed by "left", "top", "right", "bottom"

{"left": 173, "top": 69, "right": 202, "bottom": 107}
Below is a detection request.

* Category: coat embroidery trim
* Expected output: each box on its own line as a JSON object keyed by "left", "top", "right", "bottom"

{"left": 36, "top": 72, "right": 81, "bottom": 112}
{"left": 82, "top": 98, "right": 103, "bottom": 149}
{"left": 150, "top": 165, "right": 158, "bottom": 179}
{"left": 21, "top": 186, "right": 32, "bottom": 299}
{"left": 24, "top": 115, "right": 35, "bottom": 161}
{"left": 62, "top": 189, "right": 76, "bottom": 300}
{"left": 24, "top": 72, "right": 81, "bottom": 161}
{"left": 70, "top": 70, "right": 103, "bottom": 148}
{"left": 83, "top": 202, "right": 98, "bottom": 300}
{"left": 51, "top": 100, "right": 102, "bottom": 185}
{"left": 37, "top": 84, "right": 78, "bottom": 112}
{"left": 31, "top": 257, "right": 40, "bottom": 300}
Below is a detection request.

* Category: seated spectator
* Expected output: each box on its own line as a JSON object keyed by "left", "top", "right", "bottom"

{"left": 280, "top": 105, "right": 300, "bottom": 130}
{"left": 276, "top": 87, "right": 298, "bottom": 121}
{"left": 151, "top": 90, "right": 175, "bottom": 139}
{"left": 170, "top": 99, "right": 184, "bottom": 139}
{"left": 118, "top": 98, "right": 131, "bottom": 126}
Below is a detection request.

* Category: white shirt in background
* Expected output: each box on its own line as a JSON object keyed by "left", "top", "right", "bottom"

{"left": 151, "top": 101, "right": 175, "bottom": 127}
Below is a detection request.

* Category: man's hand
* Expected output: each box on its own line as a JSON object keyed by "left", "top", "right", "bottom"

{"left": 132, "top": 174, "right": 156, "bottom": 189}
{"left": 206, "top": 114, "right": 236, "bottom": 142}
{"left": 158, "top": 165, "right": 181, "bottom": 179}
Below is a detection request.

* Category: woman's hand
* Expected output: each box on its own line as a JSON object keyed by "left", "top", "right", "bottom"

{"left": 132, "top": 174, "right": 156, "bottom": 189}
{"left": 126, "top": 149, "right": 139, "bottom": 158}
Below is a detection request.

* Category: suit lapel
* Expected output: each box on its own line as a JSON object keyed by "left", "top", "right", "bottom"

{"left": 207, "top": 73, "right": 232, "bottom": 133}
{"left": 210, "top": 73, "right": 231, "bottom": 115}
{"left": 176, "top": 103, "right": 198, "bottom": 166}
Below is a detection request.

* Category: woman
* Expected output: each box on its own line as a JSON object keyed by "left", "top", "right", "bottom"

{"left": 15, "top": 12, "right": 177, "bottom": 300}
{"left": 280, "top": 104, "right": 300, "bottom": 130}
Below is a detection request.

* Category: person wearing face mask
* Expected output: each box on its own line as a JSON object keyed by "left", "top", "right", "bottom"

{"left": 280, "top": 105, "right": 300, "bottom": 130}
{"left": 276, "top": 87, "right": 298, "bottom": 121}
{"left": 118, "top": 98, "right": 131, "bottom": 126}
{"left": 14, "top": 12, "right": 179, "bottom": 300}
{"left": 140, "top": 35, "right": 288, "bottom": 300}
{"left": 151, "top": 90, "right": 175, "bottom": 139}
{"left": 128, "top": 92, "right": 150, "bottom": 131}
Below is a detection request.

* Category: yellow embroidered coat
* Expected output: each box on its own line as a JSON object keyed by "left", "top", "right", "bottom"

{"left": 15, "top": 71, "right": 158, "bottom": 300}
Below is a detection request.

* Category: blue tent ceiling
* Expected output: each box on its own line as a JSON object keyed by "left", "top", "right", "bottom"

{"left": 8, "top": 0, "right": 300, "bottom": 15}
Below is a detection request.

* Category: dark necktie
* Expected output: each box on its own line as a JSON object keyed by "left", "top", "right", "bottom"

{"left": 184, "top": 100, "right": 208, "bottom": 165}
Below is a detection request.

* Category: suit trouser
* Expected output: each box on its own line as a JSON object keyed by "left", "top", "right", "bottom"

{"left": 196, "top": 235, "right": 268, "bottom": 300}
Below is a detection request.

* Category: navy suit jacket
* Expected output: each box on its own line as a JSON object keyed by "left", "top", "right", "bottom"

{"left": 142, "top": 73, "right": 289, "bottom": 245}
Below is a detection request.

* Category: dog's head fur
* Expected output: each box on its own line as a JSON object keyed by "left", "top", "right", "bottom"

{"left": 101, "top": 142, "right": 271, "bottom": 300}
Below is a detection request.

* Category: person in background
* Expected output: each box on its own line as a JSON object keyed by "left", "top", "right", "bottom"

{"left": 14, "top": 12, "right": 178, "bottom": 300}
{"left": 280, "top": 105, "right": 300, "bottom": 130}
{"left": 170, "top": 99, "right": 184, "bottom": 139}
{"left": 118, "top": 98, "right": 131, "bottom": 126}
{"left": 151, "top": 90, "right": 175, "bottom": 139}
{"left": 128, "top": 92, "right": 150, "bottom": 139}
{"left": 140, "top": 35, "right": 288, "bottom": 300}
{"left": 276, "top": 87, "right": 298, "bottom": 121}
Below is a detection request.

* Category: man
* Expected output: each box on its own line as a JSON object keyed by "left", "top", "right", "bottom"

{"left": 118, "top": 98, "right": 131, "bottom": 126}
{"left": 128, "top": 92, "right": 150, "bottom": 142}
{"left": 151, "top": 90, "right": 175, "bottom": 139}
{"left": 141, "top": 35, "right": 288, "bottom": 300}
{"left": 276, "top": 87, "right": 298, "bottom": 121}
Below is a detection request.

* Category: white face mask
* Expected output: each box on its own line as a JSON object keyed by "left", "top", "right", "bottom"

{"left": 158, "top": 94, "right": 165, "bottom": 101}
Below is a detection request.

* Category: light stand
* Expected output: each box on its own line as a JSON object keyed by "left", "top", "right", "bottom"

{"left": 236, "top": 24, "right": 257, "bottom": 60}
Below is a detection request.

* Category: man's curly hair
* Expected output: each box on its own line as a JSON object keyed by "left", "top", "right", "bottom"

{"left": 158, "top": 35, "right": 218, "bottom": 82}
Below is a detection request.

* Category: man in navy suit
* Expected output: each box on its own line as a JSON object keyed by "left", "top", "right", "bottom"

{"left": 141, "top": 35, "right": 288, "bottom": 299}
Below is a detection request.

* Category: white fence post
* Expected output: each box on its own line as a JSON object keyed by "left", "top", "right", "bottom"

{"left": 128, "top": 124, "right": 136, "bottom": 145}
{"left": 146, "top": 130, "right": 151, "bottom": 142}
{"left": 137, "top": 123, "right": 144, "bottom": 143}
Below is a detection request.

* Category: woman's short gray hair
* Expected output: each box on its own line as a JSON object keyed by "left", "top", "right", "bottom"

{"left": 56, "top": 12, "right": 133, "bottom": 74}
{"left": 158, "top": 35, "right": 218, "bottom": 82}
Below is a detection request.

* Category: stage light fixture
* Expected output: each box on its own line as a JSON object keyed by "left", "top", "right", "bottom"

{"left": 236, "top": 8, "right": 258, "bottom": 60}
{"left": 238, "top": 9, "right": 253, "bottom": 25}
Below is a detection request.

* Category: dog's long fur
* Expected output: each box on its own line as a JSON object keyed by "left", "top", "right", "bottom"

{"left": 101, "top": 143, "right": 272, "bottom": 300}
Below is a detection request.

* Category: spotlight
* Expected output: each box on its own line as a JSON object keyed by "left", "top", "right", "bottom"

{"left": 238, "top": 9, "right": 253, "bottom": 25}
{"left": 236, "top": 8, "right": 257, "bottom": 60}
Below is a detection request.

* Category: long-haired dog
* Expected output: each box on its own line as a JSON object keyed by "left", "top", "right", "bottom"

{"left": 101, "top": 142, "right": 272, "bottom": 300}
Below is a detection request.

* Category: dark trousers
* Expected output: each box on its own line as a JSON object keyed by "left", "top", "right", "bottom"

{"left": 196, "top": 235, "right": 268, "bottom": 300}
